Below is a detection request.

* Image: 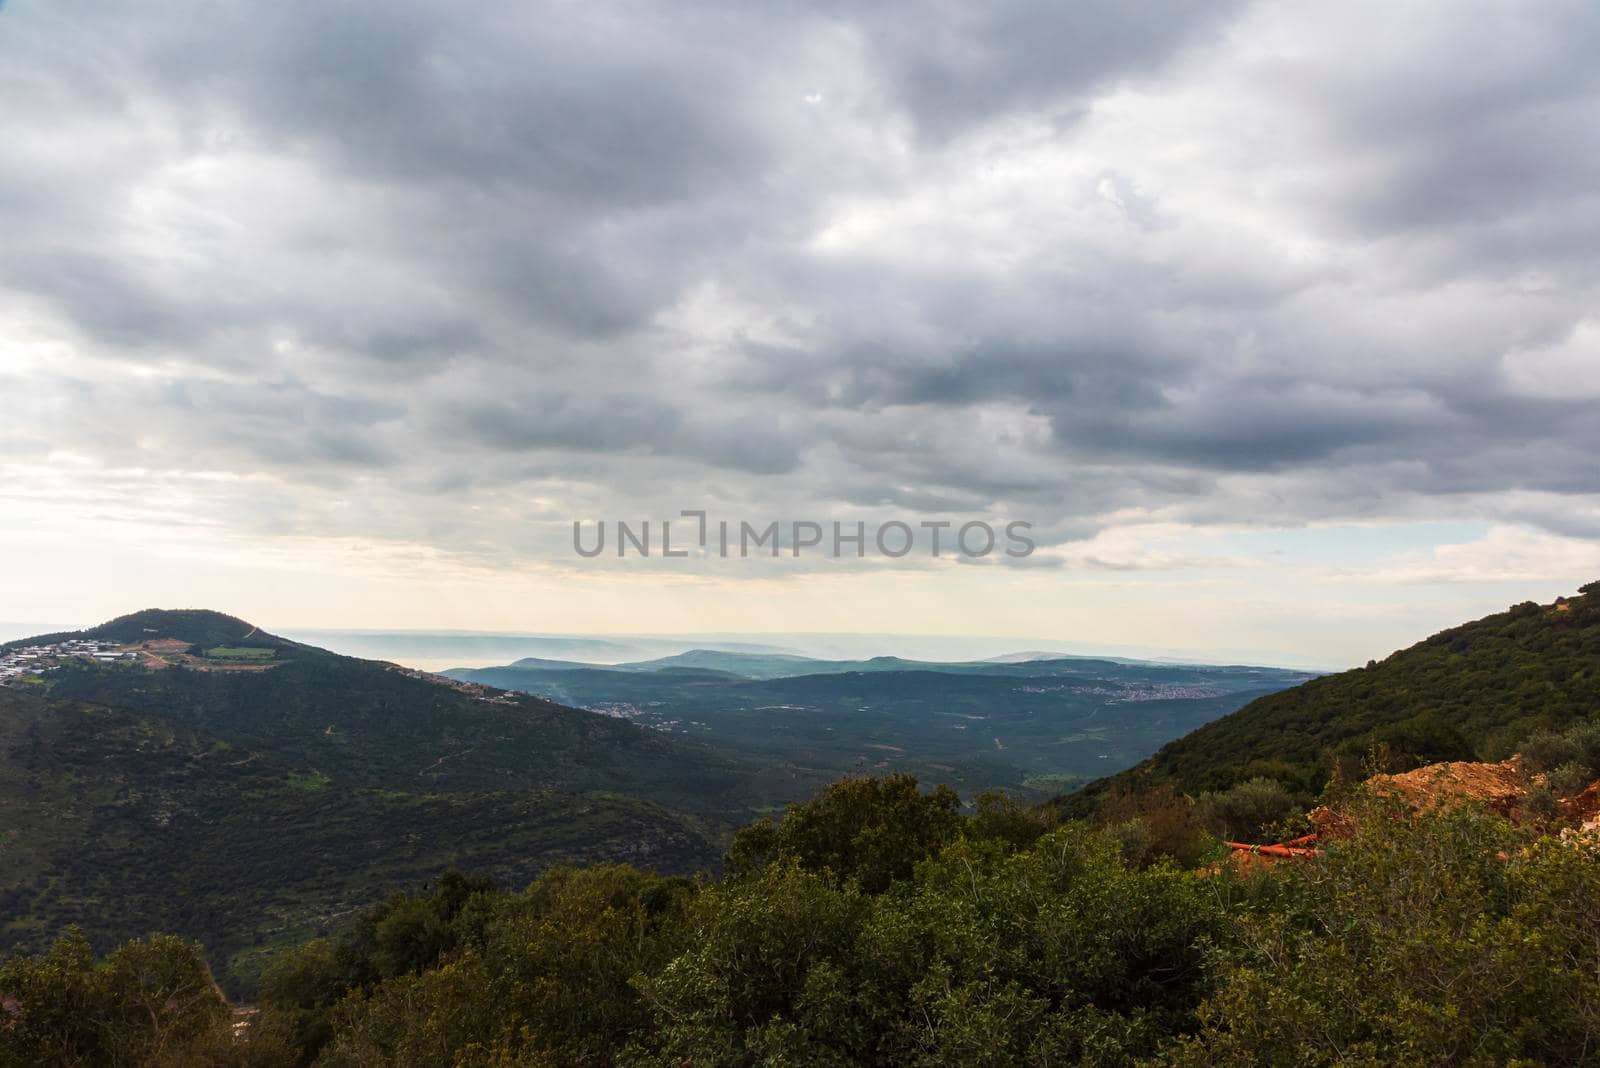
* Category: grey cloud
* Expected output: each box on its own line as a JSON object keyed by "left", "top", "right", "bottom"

{"left": 208, "top": 2, "right": 778, "bottom": 204}
{"left": 442, "top": 390, "right": 805, "bottom": 475}
{"left": 834, "top": 0, "right": 1247, "bottom": 140}
{"left": 450, "top": 392, "right": 682, "bottom": 454}
{"left": 94, "top": 377, "right": 402, "bottom": 473}
{"left": 1046, "top": 381, "right": 1453, "bottom": 472}
{"left": 300, "top": 318, "right": 484, "bottom": 365}
{"left": 2, "top": 0, "right": 1599, "bottom": 568}
{"left": 6, "top": 249, "right": 200, "bottom": 348}
{"left": 1265, "top": 3, "right": 1600, "bottom": 271}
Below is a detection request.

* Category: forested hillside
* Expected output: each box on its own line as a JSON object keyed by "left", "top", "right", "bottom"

{"left": 9, "top": 775, "right": 1600, "bottom": 1066}
{"left": 0, "top": 686, "right": 722, "bottom": 996}
{"left": 1060, "top": 583, "right": 1600, "bottom": 816}
{"left": 27, "top": 610, "right": 804, "bottom": 814}
{"left": 0, "top": 610, "right": 782, "bottom": 995}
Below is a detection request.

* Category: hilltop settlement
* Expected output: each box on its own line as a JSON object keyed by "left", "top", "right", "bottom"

{"left": 0, "top": 638, "right": 135, "bottom": 684}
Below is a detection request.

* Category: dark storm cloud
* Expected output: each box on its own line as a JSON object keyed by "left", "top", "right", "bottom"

{"left": 446, "top": 391, "right": 805, "bottom": 475}
{"left": 207, "top": 2, "right": 778, "bottom": 202}
{"left": 833, "top": 0, "right": 1246, "bottom": 139}
{"left": 1, "top": 0, "right": 1598, "bottom": 564}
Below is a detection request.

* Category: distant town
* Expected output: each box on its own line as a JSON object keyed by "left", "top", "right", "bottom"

{"left": 0, "top": 639, "right": 137, "bottom": 685}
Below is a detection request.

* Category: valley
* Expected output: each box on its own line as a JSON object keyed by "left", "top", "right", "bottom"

{"left": 448, "top": 654, "right": 1313, "bottom": 799}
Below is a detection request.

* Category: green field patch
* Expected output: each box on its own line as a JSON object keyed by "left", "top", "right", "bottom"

{"left": 1058, "top": 729, "right": 1112, "bottom": 744}
{"left": 287, "top": 770, "right": 331, "bottom": 792}
{"left": 205, "top": 646, "right": 276, "bottom": 660}
{"left": 1023, "top": 773, "right": 1083, "bottom": 792}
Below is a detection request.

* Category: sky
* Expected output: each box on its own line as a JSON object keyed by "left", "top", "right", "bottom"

{"left": 2, "top": 0, "right": 1599, "bottom": 669}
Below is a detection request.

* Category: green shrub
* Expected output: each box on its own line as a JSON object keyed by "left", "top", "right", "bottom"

{"left": 1198, "top": 777, "right": 1302, "bottom": 842}
{"left": 1168, "top": 798, "right": 1600, "bottom": 1065}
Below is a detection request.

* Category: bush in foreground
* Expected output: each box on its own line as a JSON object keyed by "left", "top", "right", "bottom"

{"left": 8, "top": 776, "right": 1600, "bottom": 1065}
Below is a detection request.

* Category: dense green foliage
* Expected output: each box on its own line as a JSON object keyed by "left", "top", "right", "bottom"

{"left": 0, "top": 687, "right": 721, "bottom": 997}
{"left": 0, "top": 928, "right": 239, "bottom": 1067}
{"left": 1196, "top": 777, "right": 1304, "bottom": 843}
{"left": 1063, "top": 584, "right": 1600, "bottom": 818}
{"left": 1521, "top": 716, "right": 1600, "bottom": 782}
{"left": 726, "top": 774, "right": 970, "bottom": 891}
{"left": 242, "top": 778, "right": 1225, "bottom": 1066}
{"left": 1173, "top": 797, "right": 1600, "bottom": 1065}
{"left": 11, "top": 776, "right": 1600, "bottom": 1066}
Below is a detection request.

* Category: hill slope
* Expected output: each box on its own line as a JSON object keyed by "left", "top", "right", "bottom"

{"left": 0, "top": 686, "right": 722, "bottom": 996}
{"left": 88, "top": 607, "right": 304, "bottom": 651}
{"left": 19, "top": 609, "right": 796, "bottom": 814}
{"left": 1060, "top": 582, "right": 1600, "bottom": 814}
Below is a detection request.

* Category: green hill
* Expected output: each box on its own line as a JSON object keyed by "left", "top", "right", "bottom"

{"left": 0, "top": 609, "right": 822, "bottom": 995}
{"left": 21, "top": 609, "right": 803, "bottom": 815}
{"left": 1059, "top": 581, "right": 1600, "bottom": 815}
{"left": 87, "top": 607, "right": 304, "bottom": 651}
{"left": 0, "top": 686, "right": 722, "bottom": 996}
{"left": 1, "top": 608, "right": 301, "bottom": 655}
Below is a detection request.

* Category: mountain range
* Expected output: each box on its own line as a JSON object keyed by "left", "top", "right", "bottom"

{"left": 444, "top": 651, "right": 1314, "bottom": 798}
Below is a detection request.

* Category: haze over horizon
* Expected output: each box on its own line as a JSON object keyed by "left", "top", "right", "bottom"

{"left": 0, "top": 608, "right": 1537, "bottom": 675}
{"left": 4, "top": 0, "right": 1599, "bottom": 666}
{"left": 1, "top": 614, "right": 1345, "bottom": 671}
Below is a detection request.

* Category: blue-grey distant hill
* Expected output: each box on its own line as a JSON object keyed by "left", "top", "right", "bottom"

{"left": 476, "top": 648, "right": 1314, "bottom": 683}
{"left": 447, "top": 651, "right": 1316, "bottom": 800}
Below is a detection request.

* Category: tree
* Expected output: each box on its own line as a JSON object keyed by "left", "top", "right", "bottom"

{"left": 0, "top": 928, "right": 231, "bottom": 1067}
{"left": 1198, "top": 777, "right": 1301, "bottom": 842}
{"left": 254, "top": 938, "right": 344, "bottom": 1064}
{"left": 727, "top": 773, "right": 964, "bottom": 891}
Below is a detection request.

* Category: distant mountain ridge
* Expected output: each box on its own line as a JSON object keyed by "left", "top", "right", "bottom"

{"left": 447, "top": 650, "right": 1315, "bottom": 800}
{"left": 283, "top": 629, "right": 805, "bottom": 669}
{"left": 475, "top": 647, "right": 1315, "bottom": 683}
